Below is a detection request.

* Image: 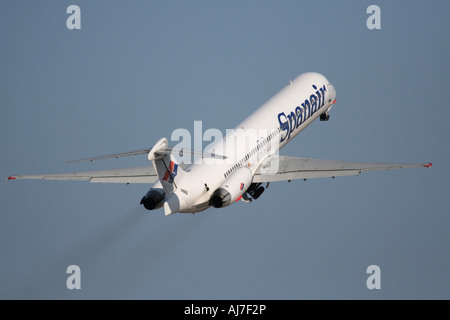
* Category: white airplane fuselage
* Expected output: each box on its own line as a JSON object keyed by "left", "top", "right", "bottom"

{"left": 153, "top": 72, "right": 336, "bottom": 215}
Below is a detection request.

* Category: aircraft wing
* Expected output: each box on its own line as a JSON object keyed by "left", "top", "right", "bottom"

{"left": 6, "top": 166, "right": 158, "bottom": 184}
{"left": 253, "top": 155, "right": 431, "bottom": 183}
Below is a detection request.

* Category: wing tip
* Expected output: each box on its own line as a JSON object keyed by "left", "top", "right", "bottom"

{"left": 424, "top": 162, "right": 432, "bottom": 168}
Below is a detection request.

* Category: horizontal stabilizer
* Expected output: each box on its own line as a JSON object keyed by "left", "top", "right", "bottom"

{"left": 67, "top": 144, "right": 227, "bottom": 164}
{"left": 67, "top": 149, "right": 151, "bottom": 163}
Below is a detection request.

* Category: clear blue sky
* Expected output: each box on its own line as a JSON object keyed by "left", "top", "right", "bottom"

{"left": 1, "top": 0, "right": 449, "bottom": 299}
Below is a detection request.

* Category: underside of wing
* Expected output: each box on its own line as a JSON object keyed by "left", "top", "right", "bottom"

{"left": 253, "top": 155, "right": 431, "bottom": 183}
{"left": 7, "top": 166, "right": 158, "bottom": 184}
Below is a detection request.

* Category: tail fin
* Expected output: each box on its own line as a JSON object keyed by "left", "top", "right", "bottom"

{"left": 148, "top": 138, "right": 187, "bottom": 197}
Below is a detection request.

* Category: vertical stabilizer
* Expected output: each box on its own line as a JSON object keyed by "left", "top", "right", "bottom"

{"left": 148, "top": 137, "right": 186, "bottom": 198}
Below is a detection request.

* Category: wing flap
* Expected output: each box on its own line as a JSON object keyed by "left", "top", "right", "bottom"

{"left": 253, "top": 155, "right": 430, "bottom": 183}
{"left": 90, "top": 176, "right": 156, "bottom": 183}
{"left": 7, "top": 166, "right": 158, "bottom": 184}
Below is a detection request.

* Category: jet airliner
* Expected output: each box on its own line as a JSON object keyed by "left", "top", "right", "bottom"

{"left": 7, "top": 73, "right": 431, "bottom": 215}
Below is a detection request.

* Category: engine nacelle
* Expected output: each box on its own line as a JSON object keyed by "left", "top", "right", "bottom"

{"left": 140, "top": 188, "right": 165, "bottom": 210}
{"left": 210, "top": 167, "right": 253, "bottom": 208}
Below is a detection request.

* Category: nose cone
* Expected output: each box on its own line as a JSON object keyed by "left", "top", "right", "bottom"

{"left": 164, "top": 192, "right": 187, "bottom": 216}
{"left": 329, "top": 83, "right": 336, "bottom": 101}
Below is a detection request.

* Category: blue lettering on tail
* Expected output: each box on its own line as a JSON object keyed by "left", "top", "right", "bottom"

{"left": 277, "top": 84, "right": 327, "bottom": 143}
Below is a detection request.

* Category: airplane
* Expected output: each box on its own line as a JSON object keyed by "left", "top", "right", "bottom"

{"left": 6, "top": 72, "right": 432, "bottom": 215}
